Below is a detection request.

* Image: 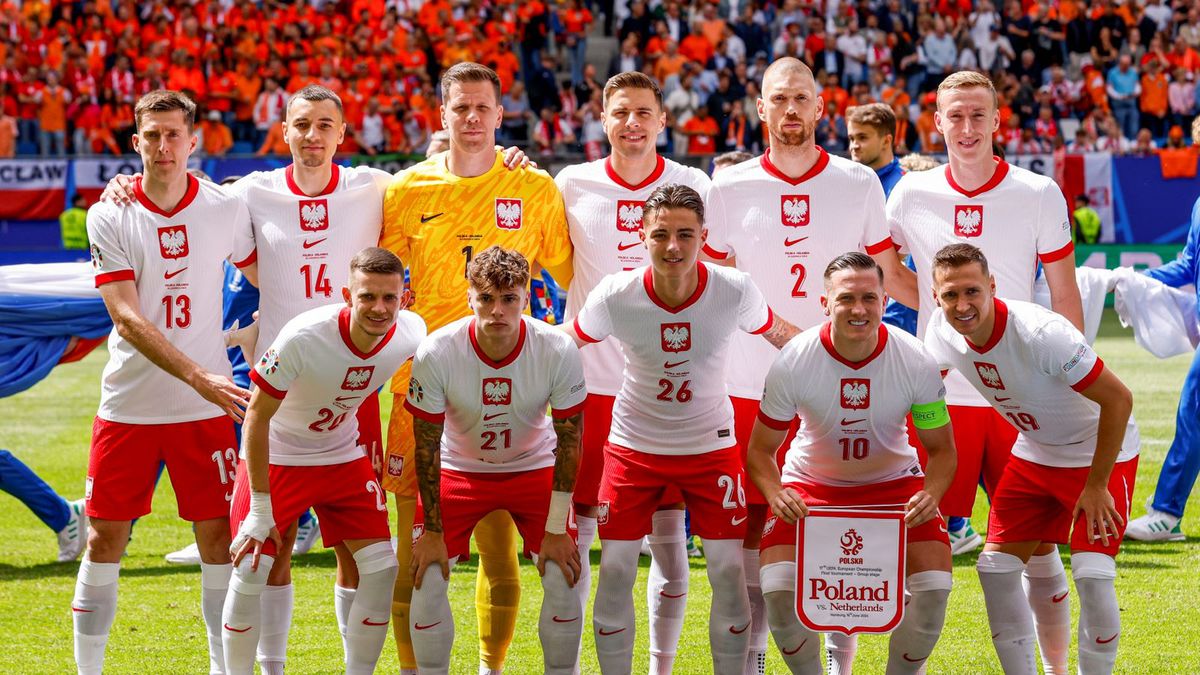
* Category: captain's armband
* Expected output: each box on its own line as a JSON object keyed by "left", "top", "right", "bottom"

{"left": 910, "top": 399, "right": 950, "bottom": 430}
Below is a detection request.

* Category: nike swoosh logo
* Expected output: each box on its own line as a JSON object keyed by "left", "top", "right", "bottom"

{"left": 414, "top": 621, "right": 442, "bottom": 630}
{"left": 483, "top": 412, "right": 507, "bottom": 421}
{"left": 335, "top": 395, "right": 360, "bottom": 403}
{"left": 902, "top": 653, "right": 927, "bottom": 663}
{"left": 224, "top": 624, "right": 252, "bottom": 633}
{"left": 784, "top": 236, "right": 809, "bottom": 247}
{"left": 163, "top": 267, "right": 188, "bottom": 279}
{"left": 361, "top": 618, "right": 389, "bottom": 626}
{"left": 729, "top": 622, "right": 750, "bottom": 635}
{"left": 840, "top": 418, "right": 865, "bottom": 426}
{"left": 1096, "top": 633, "right": 1118, "bottom": 644}
{"left": 598, "top": 627, "right": 626, "bottom": 636}
{"left": 663, "top": 360, "right": 689, "bottom": 369}
{"left": 302, "top": 238, "right": 327, "bottom": 249}
{"left": 617, "top": 241, "right": 641, "bottom": 251}
{"left": 659, "top": 591, "right": 686, "bottom": 599}
{"left": 1052, "top": 591, "right": 1068, "bottom": 603}
{"left": 994, "top": 396, "right": 1011, "bottom": 402}
{"left": 551, "top": 616, "right": 579, "bottom": 623}
{"left": 731, "top": 516, "right": 748, "bottom": 526}
{"left": 421, "top": 212, "right": 444, "bottom": 223}
{"left": 782, "top": 639, "right": 807, "bottom": 655}
{"left": 71, "top": 607, "right": 94, "bottom": 613}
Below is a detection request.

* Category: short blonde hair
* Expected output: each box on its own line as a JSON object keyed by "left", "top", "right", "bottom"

{"left": 936, "top": 71, "right": 998, "bottom": 110}
{"left": 1191, "top": 115, "right": 1200, "bottom": 145}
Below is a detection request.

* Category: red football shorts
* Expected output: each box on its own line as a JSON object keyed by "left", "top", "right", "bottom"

{"left": 598, "top": 442, "right": 747, "bottom": 540}
{"left": 936, "top": 406, "right": 1018, "bottom": 517}
{"left": 229, "top": 456, "right": 390, "bottom": 555}
{"left": 356, "top": 390, "right": 384, "bottom": 482}
{"left": 759, "top": 475, "right": 950, "bottom": 551}
{"left": 574, "top": 393, "right": 681, "bottom": 509}
{"left": 731, "top": 396, "right": 798, "bottom": 506}
{"left": 987, "top": 455, "right": 1138, "bottom": 557}
{"left": 86, "top": 415, "right": 237, "bottom": 522}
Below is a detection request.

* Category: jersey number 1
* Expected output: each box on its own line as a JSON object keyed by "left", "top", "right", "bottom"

{"left": 300, "top": 264, "right": 333, "bottom": 299}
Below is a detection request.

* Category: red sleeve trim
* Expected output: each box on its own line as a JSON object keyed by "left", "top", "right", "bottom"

{"left": 750, "top": 308, "right": 775, "bottom": 335}
{"left": 233, "top": 248, "right": 258, "bottom": 268}
{"left": 572, "top": 317, "right": 601, "bottom": 344}
{"left": 552, "top": 400, "right": 586, "bottom": 419}
{"left": 865, "top": 237, "right": 895, "bottom": 255}
{"left": 249, "top": 369, "right": 287, "bottom": 399}
{"left": 403, "top": 398, "right": 445, "bottom": 424}
{"left": 939, "top": 369, "right": 949, "bottom": 379}
{"left": 702, "top": 243, "right": 729, "bottom": 260}
{"left": 756, "top": 409, "right": 792, "bottom": 431}
{"left": 1038, "top": 241, "right": 1074, "bottom": 264}
{"left": 1070, "top": 357, "right": 1104, "bottom": 392}
{"left": 95, "top": 270, "right": 135, "bottom": 287}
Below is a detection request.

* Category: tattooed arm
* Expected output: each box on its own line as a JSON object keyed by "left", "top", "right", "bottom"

{"left": 550, "top": 413, "right": 582, "bottom": 493}
{"left": 409, "top": 416, "right": 449, "bottom": 587}
{"left": 760, "top": 315, "right": 801, "bottom": 350}
{"left": 538, "top": 413, "right": 583, "bottom": 585}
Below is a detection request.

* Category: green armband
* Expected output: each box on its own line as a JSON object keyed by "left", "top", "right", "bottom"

{"left": 910, "top": 399, "right": 950, "bottom": 430}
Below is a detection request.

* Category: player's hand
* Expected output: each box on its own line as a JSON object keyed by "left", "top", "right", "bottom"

{"left": 410, "top": 530, "right": 449, "bottom": 589}
{"left": 769, "top": 486, "right": 809, "bottom": 525}
{"left": 230, "top": 492, "right": 281, "bottom": 571}
{"left": 99, "top": 173, "right": 140, "bottom": 205}
{"left": 223, "top": 318, "right": 260, "bottom": 364}
{"left": 189, "top": 370, "right": 251, "bottom": 422}
{"left": 499, "top": 145, "right": 538, "bottom": 170}
{"left": 537, "top": 532, "right": 581, "bottom": 587}
{"left": 904, "top": 490, "right": 939, "bottom": 528}
{"left": 1073, "top": 484, "right": 1123, "bottom": 547}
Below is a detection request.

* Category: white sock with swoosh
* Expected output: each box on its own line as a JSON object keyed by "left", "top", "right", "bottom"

{"left": 345, "top": 542, "right": 399, "bottom": 674}
{"left": 704, "top": 538, "right": 752, "bottom": 672}
{"left": 647, "top": 510, "right": 688, "bottom": 673}
{"left": 410, "top": 564, "right": 455, "bottom": 675}
{"left": 538, "top": 559, "right": 583, "bottom": 674}
{"left": 761, "top": 562, "right": 820, "bottom": 674}
{"left": 1023, "top": 550, "right": 1070, "bottom": 674}
{"left": 1073, "top": 552, "right": 1120, "bottom": 675}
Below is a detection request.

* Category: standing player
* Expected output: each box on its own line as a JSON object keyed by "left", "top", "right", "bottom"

{"left": 747, "top": 253, "right": 956, "bottom": 674}
{"left": 406, "top": 246, "right": 586, "bottom": 674}
{"left": 554, "top": 71, "right": 712, "bottom": 673}
{"left": 886, "top": 71, "right": 1085, "bottom": 674}
{"left": 380, "top": 62, "right": 574, "bottom": 675}
{"left": 925, "top": 244, "right": 1137, "bottom": 675}
{"left": 223, "top": 248, "right": 426, "bottom": 675}
{"left": 703, "top": 57, "right": 911, "bottom": 675}
{"left": 75, "top": 90, "right": 251, "bottom": 675}
{"left": 566, "top": 184, "right": 799, "bottom": 673}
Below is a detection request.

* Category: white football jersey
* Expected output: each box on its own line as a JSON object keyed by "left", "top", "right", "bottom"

{"left": 405, "top": 316, "right": 587, "bottom": 474}
{"left": 924, "top": 299, "right": 1139, "bottom": 468}
{"left": 759, "top": 323, "right": 945, "bottom": 486}
{"left": 574, "top": 263, "right": 772, "bottom": 455}
{"left": 886, "top": 160, "right": 1074, "bottom": 406}
{"left": 557, "top": 155, "right": 712, "bottom": 396}
{"left": 704, "top": 148, "right": 892, "bottom": 399}
{"left": 228, "top": 164, "right": 394, "bottom": 360}
{"left": 87, "top": 175, "right": 248, "bottom": 424}
{"left": 251, "top": 304, "right": 426, "bottom": 466}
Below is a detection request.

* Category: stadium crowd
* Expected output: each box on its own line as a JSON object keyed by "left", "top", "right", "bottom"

{"left": 3, "top": 0, "right": 1200, "bottom": 159}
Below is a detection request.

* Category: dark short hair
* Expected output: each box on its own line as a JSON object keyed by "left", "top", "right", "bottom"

{"left": 441, "top": 62, "right": 502, "bottom": 104}
{"left": 287, "top": 84, "right": 344, "bottom": 118}
{"left": 643, "top": 183, "right": 705, "bottom": 226}
{"left": 823, "top": 251, "right": 883, "bottom": 284}
{"left": 135, "top": 89, "right": 196, "bottom": 131}
{"left": 603, "top": 71, "right": 664, "bottom": 109}
{"left": 713, "top": 150, "right": 753, "bottom": 169}
{"left": 932, "top": 243, "right": 990, "bottom": 279}
{"left": 846, "top": 103, "right": 897, "bottom": 138}
{"left": 350, "top": 247, "right": 405, "bottom": 277}
{"left": 467, "top": 245, "right": 531, "bottom": 291}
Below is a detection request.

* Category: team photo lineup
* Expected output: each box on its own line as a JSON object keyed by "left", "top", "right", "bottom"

{"left": 3, "top": 15, "right": 1200, "bottom": 672}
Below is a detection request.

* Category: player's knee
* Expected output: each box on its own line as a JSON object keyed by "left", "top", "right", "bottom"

{"left": 85, "top": 522, "right": 128, "bottom": 561}
{"left": 976, "top": 550, "right": 1026, "bottom": 575}
{"left": 412, "top": 567, "right": 449, "bottom": 611}
{"left": 353, "top": 541, "right": 399, "bottom": 590}
{"left": 539, "top": 563, "right": 574, "bottom": 604}
{"left": 231, "top": 555, "right": 275, "bottom": 596}
{"left": 647, "top": 509, "right": 686, "bottom": 544}
{"left": 760, "top": 562, "right": 799, "bottom": 626}
{"left": 906, "top": 571, "right": 953, "bottom": 630}
{"left": 1070, "top": 552, "right": 1116, "bottom": 581}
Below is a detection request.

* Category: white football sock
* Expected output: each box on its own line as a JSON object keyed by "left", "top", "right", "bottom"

{"left": 345, "top": 542, "right": 398, "bottom": 674}
{"left": 886, "top": 570, "right": 951, "bottom": 673}
{"left": 222, "top": 555, "right": 274, "bottom": 675}
{"left": 593, "top": 539, "right": 641, "bottom": 673}
{"left": 73, "top": 557, "right": 120, "bottom": 675}
{"left": 825, "top": 631, "right": 858, "bottom": 675}
{"left": 761, "top": 562, "right": 821, "bottom": 674}
{"left": 410, "top": 564, "right": 456, "bottom": 675}
{"left": 703, "top": 538, "right": 751, "bottom": 673}
{"left": 538, "top": 558, "right": 583, "bottom": 674}
{"left": 647, "top": 510, "right": 688, "bottom": 674}
{"left": 1072, "top": 552, "right": 1120, "bottom": 675}
{"left": 334, "top": 584, "right": 356, "bottom": 651}
{"left": 573, "top": 514, "right": 596, "bottom": 674}
{"left": 256, "top": 583, "right": 292, "bottom": 673}
{"left": 742, "top": 547, "right": 767, "bottom": 675}
{"left": 200, "top": 562, "right": 232, "bottom": 675}
{"left": 1023, "top": 550, "right": 1070, "bottom": 674}
{"left": 977, "top": 551, "right": 1037, "bottom": 675}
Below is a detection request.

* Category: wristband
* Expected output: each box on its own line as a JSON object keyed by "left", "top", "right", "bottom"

{"left": 910, "top": 399, "right": 951, "bottom": 430}
{"left": 545, "top": 491, "right": 573, "bottom": 535}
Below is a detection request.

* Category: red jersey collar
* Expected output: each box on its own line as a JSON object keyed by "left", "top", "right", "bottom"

{"left": 134, "top": 174, "right": 199, "bottom": 218}
{"left": 338, "top": 306, "right": 396, "bottom": 359}
{"left": 642, "top": 263, "right": 708, "bottom": 314}
{"left": 285, "top": 163, "right": 341, "bottom": 197}
{"left": 967, "top": 298, "right": 1009, "bottom": 354}
{"left": 605, "top": 154, "right": 666, "bottom": 191}
{"left": 945, "top": 157, "right": 1009, "bottom": 198}
{"left": 819, "top": 322, "right": 889, "bottom": 370}
{"left": 760, "top": 146, "right": 830, "bottom": 185}
{"left": 470, "top": 317, "right": 527, "bottom": 369}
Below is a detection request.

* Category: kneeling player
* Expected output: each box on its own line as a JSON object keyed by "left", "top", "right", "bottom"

{"left": 407, "top": 246, "right": 586, "bottom": 675}
{"left": 925, "top": 244, "right": 1138, "bottom": 675}
{"left": 224, "top": 248, "right": 426, "bottom": 675}
{"left": 747, "top": 253, "right": 956, "bottom": 674}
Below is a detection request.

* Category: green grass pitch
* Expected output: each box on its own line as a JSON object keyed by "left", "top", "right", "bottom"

{"left": 0, "top": 311, "right": 1196, "bottom": 673}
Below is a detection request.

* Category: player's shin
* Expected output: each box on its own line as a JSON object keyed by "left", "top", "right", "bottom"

{"left": 410, "top": 565, "right": 455, "bottom": 675}
{"left": 222, "top": 555, "right": 275, "bottom": 675}
{"left": 977, "top": 551, "right": 1038, "bottom": 675}
{"left": 593, "top": 539, "right": 641, "bottom": 673}
{"left": 885, "top": 571, "right": 951, "bottom": 674}
{"left": 647, "top": 509, "right": 689, "bottom": 673}
{"left": 256, "top": 583, "right": 292, "bottom": 674}
{"left": 392, "top": 495, "right": 418, "bottom": 674}
{"left": 703, "top": 538, "right": 752, "bottom": 672}
{"left": 474, "top": 510, "right": 521, "bottom": 672}
{"left": 760, "top": 562, "right": 821, "bottom": 674}
{"left": 344, "top": 542, "right": 398, "bottom": 674}
{"left": 825, "top": 632, "right": 858, "bottom": 675}
{"left": 200, "top": 562, "right": 233, "bottom": 675}
{"left": 539, "top": 559, "right": 583, "bottom": 674}
{"left": 741, "top": 544, "right": 768, "bottom": 675}
{"left": 574, "top": 513, "right": 597, "bottom": 616}
{"left": 1072, "top": 552, "right": 1120, "bottom": 675}
{"left": 73, "top": 557, "right": 120, "bottom": 675}
{"left": 1022, "top": 550, "right": 1070, "bottom": 674}
{"left": 335, "top": 584, "right": 356, "bottom": 651}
